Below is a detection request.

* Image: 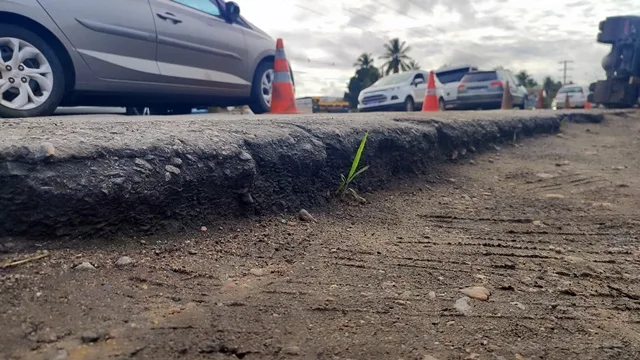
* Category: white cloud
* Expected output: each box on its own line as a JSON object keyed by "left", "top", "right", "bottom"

{"left": 235, "top": 0, "right": 631, "bottom": 97}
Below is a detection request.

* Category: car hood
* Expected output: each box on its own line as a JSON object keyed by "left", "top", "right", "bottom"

{"left": 360, "top": 85, "right": 402, "bottom": 96}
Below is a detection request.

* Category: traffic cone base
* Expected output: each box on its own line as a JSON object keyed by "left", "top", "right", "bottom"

{"left": 421, "top": 71, "right": 439, "bottom": 112}
{"left": 501, "top": 81, "right": 513, "bottom": 110}
{"left": 270, "top": 38, "right": 298, "bottom": 114}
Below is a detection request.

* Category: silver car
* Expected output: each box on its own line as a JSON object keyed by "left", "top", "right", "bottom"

{"left": 0, "top": 0, "right": 285, "bottom": 117}
{"left": 455, "top": 69, "right": 528, "bottom": 110}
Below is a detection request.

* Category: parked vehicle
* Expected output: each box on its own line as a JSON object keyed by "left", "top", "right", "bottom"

{"left": 589, "top": 16, "right": 640, "bottom": 108}
{"left": 454, "top": 69, "right": 528, "bottom": 110}
{"left": 552, "top": 85, "right": 590, "bottom": 109}
{"left": 433, "top": 64, "right": 477, "bottom": 110}
{"left": 0, "top": 0, "right": 289, "bottom": 118}
{"left": 357, "top": 70, "right": 429, "bottom": 112}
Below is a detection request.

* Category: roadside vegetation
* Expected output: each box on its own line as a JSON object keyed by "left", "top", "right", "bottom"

{"left": 336, "top": 132, "right": 369, "bottom": 204}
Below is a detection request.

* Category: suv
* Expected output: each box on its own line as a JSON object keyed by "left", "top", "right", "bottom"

{"left": 357, "top": 70, "right": 429, "bottom": 112}
{"left": 0, "top": 0, "right": 287, "bottom": 117}
{"left": 433, "top": 64, "right": 477, "bottom": 110}
{"left": 455, "top": 69, "right": 528, "bottom": 110}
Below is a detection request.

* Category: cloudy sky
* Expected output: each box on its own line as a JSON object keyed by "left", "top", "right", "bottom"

{"left": 236, "top": 0, "right": 634, "bottom": 97}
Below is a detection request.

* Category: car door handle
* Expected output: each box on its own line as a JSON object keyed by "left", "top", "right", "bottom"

{"left": 157, "top": 12, "right": 182, "bottom": 24}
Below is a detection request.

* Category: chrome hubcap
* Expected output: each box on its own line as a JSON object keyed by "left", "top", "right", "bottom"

{"left": 0, "top": 37, "right": 54, "bottom": 110}
{"left": 261, "top": 69, "right": 273, "bottom": 107}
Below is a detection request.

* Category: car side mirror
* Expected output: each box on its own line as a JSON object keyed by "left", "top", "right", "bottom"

{"left": 225, "top": 1, "right": 241, "bottom": 23}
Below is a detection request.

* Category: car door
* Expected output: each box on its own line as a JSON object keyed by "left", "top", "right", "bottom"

{"left": 37, "top": 0, "right": 160, "bottom": 82}
{"left": 411, "top": 72, "right": 427, "bottom": 104}
{"left": 148, "top": 0, "right": 250, "bottom": 93}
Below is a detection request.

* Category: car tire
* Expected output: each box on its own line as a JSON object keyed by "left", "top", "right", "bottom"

{"left": 404, "top": 96, "right": 415, "bottom": 112}
{"left": 438, "top": 97, "right": 446, "bottom": 111}
{"left": 249, "top": 60, "right": 274, "bottom": 114}
{"left": 0, "top": 24, "right": 66, "bottom": 118}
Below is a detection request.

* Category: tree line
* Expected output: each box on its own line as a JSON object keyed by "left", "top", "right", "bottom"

{"left": 342, "top": 38, "right": 571, "bottom": 109}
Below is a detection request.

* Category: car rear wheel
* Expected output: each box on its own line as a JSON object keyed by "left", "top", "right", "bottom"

{"left": 438, "top": 97, "right": 446, "bottom": 111}
{"left": 0, "top": 25, "right": 66, "bottom": 118}
{"left": 405, "top": 97, "right": 415, "bottom": 112}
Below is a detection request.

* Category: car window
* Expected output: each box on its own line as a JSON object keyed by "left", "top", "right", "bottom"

{"left": 413, "top": 74, "right": 425, "bottom": 82}
{"left": 461, "top": 72, "right": 497, "bottom": 83}
{"left": 371, "top": 72, "right": 413, "bottom": 87}
{"left": 435, "top": 68, "right": 470, "bottom": 84}
{"left": 173, "top": 0, "right": 221, "bottom": 16}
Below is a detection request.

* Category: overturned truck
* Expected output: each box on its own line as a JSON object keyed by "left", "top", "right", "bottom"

{"left": 589, "top": 16, "right": 640, "bottom": 108}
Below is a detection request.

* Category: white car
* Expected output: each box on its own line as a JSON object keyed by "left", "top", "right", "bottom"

{"left": 552, "top": 85, "right": 590, "bottom": 109}
{"left": 357, "top": 65, "right": 477, "bottom": 112}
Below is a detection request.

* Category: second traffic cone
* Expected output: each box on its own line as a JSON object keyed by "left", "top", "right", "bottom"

{"left": 501, "top": 81, "right": 513, "bottom": 109}
{"left": 270, "top": 39, "right": 297, "bottom": 114}
{"left": 563, "top": 94, "right": 571, "bottom": 109}
{"left": 535, "top": 89, "right": 545, "bottom": 109}
{"left": 421, "top": 71, "right": 439, "bottom": 112}
{"left": 584, "top": 101, "right": 592, "bottom": 109}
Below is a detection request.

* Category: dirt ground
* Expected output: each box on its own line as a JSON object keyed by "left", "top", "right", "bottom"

{"left": 1, "top": 112, "right": 640, "bottom": 360}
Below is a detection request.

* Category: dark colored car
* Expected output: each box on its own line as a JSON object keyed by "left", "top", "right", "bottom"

{"left": 455, "top": 69, "right": 528, "bottom": 110}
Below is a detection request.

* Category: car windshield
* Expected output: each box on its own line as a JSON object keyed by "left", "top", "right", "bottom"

{"left": 461, "top": 72, "right": 498, "bottom": 83}
{"left": 558, "top": 87, "right": 583, "bottom": 94}
{"left": 371, "top": 73, "right": 414, "bottom": 87}
{"left": 435, "top": 68, "right": 472, "bottom": 84}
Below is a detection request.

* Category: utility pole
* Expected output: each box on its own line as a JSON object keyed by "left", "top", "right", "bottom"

{"left": 558, "top": 60, "right": 574, "bottom": 84}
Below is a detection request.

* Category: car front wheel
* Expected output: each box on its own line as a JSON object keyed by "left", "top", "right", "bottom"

{"left": 0, "top": 25, "right": 66, "bottom": 118}
{"left": 405, "top": 97, "right": 415, "bottom": 112}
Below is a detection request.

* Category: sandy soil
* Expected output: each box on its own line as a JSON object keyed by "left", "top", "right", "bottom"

{"left": 1, "top": 112, "right": 639, "bottom": 360}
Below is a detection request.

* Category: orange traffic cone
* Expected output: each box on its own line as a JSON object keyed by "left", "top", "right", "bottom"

{"left": 421, "top": 71, "right": 439, "bottom": 112}
{"left": 563, "top": 94, "right": 571, "bottom": 109}
{"left": 584, "top": 101, "right": 592, "bottom": 109}
{"left": 501, "top": 81, "right": 513, "bottom": 109}
{"left": 270, "top": 39, "right": 297, "bottom": 114}
{"left": 535, "top": 89, "right": 544, "bottom": 109}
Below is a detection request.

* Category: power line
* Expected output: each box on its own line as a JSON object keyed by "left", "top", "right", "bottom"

{"left": 367, "top": 0, "right": 422, "bottom": 22}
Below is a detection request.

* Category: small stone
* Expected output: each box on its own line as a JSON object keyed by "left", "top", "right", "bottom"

{"left": 239, "top": 151, "right": 252, "bottom": 161}
{"left": 535, "top": 173, "right": 555, "bottom": 179}
{"left": 468, "top": 146, "right": 477, "bottom": 153}
{"left": 555, "top": 160, "right": 570, "bottom": 166}
{"left": 165, "top": 172, "right": 172, "bottom": 181}
{"left": 286, "top": 221, "right": 297, "bottom": 227}
{"left": 460, "top": 286, "right": 491, "bottom": 301}
{"left": 612, "top": 166, "right": 625, "bottom": 171}
{"left": 515, "top": 355, "right": 526, "bottom": 360}
{"left": 81, "top": 330, "right": 100, "bottom": 343}
{"left": 564, "top": 255, "right": 585, "bottom": 264}
{"left": 532, "top": 220, "right": 546, "bottom": 227}
{"left": 249, "top": 268, "right": 269, "bottom": 277}
{"left": 283, "top": 345, "right": 300, "bottom": 355}
{"left": 299, "top": 209, "right": 316, "bottom": 222}
{"left": 115, "top": 256, "right": 134, "bottom": 267}
{"left": 134, "top": 158, "right": 153, "bottom": 170}
{"left": 38, "top": 142, "right": 56, "bottom": 158}
{"left": 459, "top": 148, "right": 467, "bottom": 156}
{"left": 488, "top": 159, "right": 495, "bottom": 163}
{"left": 544, "top": 194, "right": 565, "bottom": 199}
{"left": 170, "top": 157, "right": 183, "bottom": 166}
{"left": 468, "top": 160, "right": 475, "bottom": 165}
{"left": 50, "top": 349, "right": 68, "bottom": 360}
{"left": 511, "top": 301, "right": 526, "bottom": 310}
{"left": 201, "top": 226, "right": 208, "bottom": 232}
{"left": 165, "top": 165, "right": 181, "bottom": 174}
{"left": 454, "top": 297, "right": 472, "bottom": 316}
{"left": 399, "top": 290, "right": 413, "bottom": 299}
{"left": 74, "top": 262, "right": 96, "bottom": 271}
{"left": 423, "top": 356, "right": 439, "bottom": 360}
{"left": 188, "top": 249, "right": 198, "bottom": 255}
{"left": 428, "top": 291, "right": 436, "bottom": 300}
{"left": 592, "top": 202, "right": 614, "bottom": 208}
{"left": 556, "top": 133, "right": 565, "bottom": 138}
{"left": 451, "top": 150, "right": 459, "bottom": 160}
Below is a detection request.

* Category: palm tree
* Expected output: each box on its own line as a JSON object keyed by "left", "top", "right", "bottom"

{"left": 380, "top": 38, "right": 413, "bottom": 75}
{"left": 407, "top": 60, "right": 420, "bottom": 70}
{"left": 354, "top": 53, "right": 375, "bottom": 69}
